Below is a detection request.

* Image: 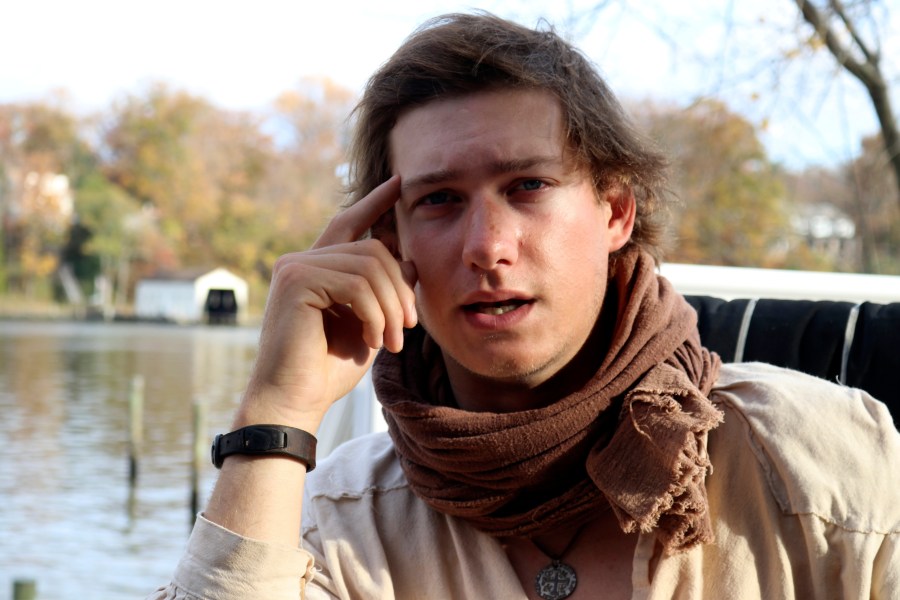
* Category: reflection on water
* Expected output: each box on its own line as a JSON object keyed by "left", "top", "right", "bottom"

{"left": 0, "top": 321, "right": 261, "bottom": 599}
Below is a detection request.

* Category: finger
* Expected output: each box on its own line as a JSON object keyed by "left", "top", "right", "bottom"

{"left": 294, "top": 263, "right": 388, "bottom": 350}
{"left": 304, "top": 246, "right": 416, "bottom": 352}
{"left": 399, "top": 261, "right": 418, "bottom": 329}
{"left": 325, "top": 251, "right": 406, "bottom": 352}
{"left": 303, "top": 240, "right": 418, "bottom": 343}
{"left": 313, "top": 176, "right": 401, "bottom": 249}
{"left": 351, "top": 248, "right": 417, "bottom": 350}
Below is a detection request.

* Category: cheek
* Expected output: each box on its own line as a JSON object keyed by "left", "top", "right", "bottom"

{"left": 395, "top": 214, "right": 430, "bottom": 263}
{"left": 399, "top": 230, "right": 444, "bottom": 305}
{"left": 401, "top": 232, "right": 460, "bottom": 330}
{"left": 548, "top": 213, "right": 606, "bottom": 259}
{"left": 546, "top": 218, "right": 610, "bottom": 291}
{"left": 398, "top": 228, "right": 424, "bottom": 264}
{"left": 397, "top": 215, "right": 454, "bottom": 266}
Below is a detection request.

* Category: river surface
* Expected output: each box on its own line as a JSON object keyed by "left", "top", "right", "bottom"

{"left": 0, "top": 321, "right": 263, "bottom": 599}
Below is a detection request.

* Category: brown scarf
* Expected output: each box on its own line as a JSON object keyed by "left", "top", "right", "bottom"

{"left": 372, "top": 246, "right": 723, "bottom": 554}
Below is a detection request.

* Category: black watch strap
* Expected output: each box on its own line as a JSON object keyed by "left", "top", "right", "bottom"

{"left": 211, "top": 424, "right": 317, "bottom": 471}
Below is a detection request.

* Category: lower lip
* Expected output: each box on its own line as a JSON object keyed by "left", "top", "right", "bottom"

{"left": 462, "top": 302, "right": 534, "bottom": 330}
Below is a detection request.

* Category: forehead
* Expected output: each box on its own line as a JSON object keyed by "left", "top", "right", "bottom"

{"left": 388, "top": 88, "right": 569, "bottom": 178}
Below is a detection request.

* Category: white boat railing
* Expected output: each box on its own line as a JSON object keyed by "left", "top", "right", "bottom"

{"left": 659, "top": 263, "right": 900, "bottom": 304}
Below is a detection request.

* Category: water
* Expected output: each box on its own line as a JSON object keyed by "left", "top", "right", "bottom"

{"left": 0, "top": 321, "right": 262, "bottom": 600}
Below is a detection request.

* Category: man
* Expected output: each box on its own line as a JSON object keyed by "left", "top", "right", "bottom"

{"left": 152, "top": 12, "right": 900, "bottom": 600}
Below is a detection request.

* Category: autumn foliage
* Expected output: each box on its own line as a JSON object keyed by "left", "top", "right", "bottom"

{"left": 0, "top": 80, "right": 894, "bottom": 314}
{"left": 0, "top": 79, "right": 354, "bottom": 310}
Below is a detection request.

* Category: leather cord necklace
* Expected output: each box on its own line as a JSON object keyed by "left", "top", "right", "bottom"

{"left": 531, "top": 526, "right": 587, "bottom": 600}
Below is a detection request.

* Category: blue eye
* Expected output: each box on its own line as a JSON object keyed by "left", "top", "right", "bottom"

{"left": 517, "top": 180, "right": 544, "bottom": 191}
{"left": 420, "top": 191, "right": 453, "bottom": 206}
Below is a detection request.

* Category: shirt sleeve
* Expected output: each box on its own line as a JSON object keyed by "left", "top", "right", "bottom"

{"left": 873, "top": 531, "right": 900, "bottom": 600}
{"left": 145, "top": 514, "right": 317, "bottom": 600}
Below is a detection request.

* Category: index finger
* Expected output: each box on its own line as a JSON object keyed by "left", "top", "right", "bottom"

{"left": 313, "top": 176, "right": 401, "bottom": 249}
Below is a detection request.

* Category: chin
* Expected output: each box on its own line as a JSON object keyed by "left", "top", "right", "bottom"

{"left": 459, "top": 350, "right": 554, "bottom": 384}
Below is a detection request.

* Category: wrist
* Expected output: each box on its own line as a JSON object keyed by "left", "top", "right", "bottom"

{"left": 234, "top": 386, "right": 327, "bottom": 434}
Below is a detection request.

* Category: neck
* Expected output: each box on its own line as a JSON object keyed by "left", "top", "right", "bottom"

{"left": 502, "top": 511, "right": 638, "bottom": 600}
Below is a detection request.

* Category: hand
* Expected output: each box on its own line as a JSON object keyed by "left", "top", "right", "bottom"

{"left": 238, "top": 176, "right": 417, "bottom": 430}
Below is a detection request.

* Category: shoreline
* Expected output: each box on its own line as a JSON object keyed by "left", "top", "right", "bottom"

{"left": 0, "top": 301, "right": 261, "bottom": 326}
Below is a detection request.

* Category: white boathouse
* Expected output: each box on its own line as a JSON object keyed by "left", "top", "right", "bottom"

{"left": 134, "top": 267, "right": 248, "bottom": 324}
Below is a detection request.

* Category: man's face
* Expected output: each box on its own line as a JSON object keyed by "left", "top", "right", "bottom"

{"left": 390, "top": 89, "right": 633, "bottom": 405}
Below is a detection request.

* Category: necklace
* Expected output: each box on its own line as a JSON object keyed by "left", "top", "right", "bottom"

{"left": 531, "top": 526, "right": 586, "bottom": 600}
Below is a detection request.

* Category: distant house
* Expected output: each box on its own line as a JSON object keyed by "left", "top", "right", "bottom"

{"left": 134, "top": 267, "right": 249, "bottom": 324}
{"left": 790, "top": 202, "right": 857, "bottom": 267}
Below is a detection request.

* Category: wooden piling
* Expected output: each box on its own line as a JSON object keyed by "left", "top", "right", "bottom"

{"left": 128, "top": 374, "right": 145, "bottom": 485}
{"left": 13, "top": 579, "right": 36, "bottom": 600}
{"left": 190, "top": 398, "right": 207, "bottom": 526}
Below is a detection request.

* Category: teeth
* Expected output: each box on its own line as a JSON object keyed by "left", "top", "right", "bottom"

{"left": 479, "top": 304, "right": 518, "bottom": 315}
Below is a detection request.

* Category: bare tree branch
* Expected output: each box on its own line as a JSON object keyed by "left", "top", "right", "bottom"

{"left": 796, "top": 0, "right": 873, "bottom": 81}
{"left": 796, "top": 0, "right": 900, "bottom": 204}
{"left": 829, "top": 0, "right": 879, "bottom": 64}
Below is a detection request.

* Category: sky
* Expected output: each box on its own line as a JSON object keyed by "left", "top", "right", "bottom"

{"left": 2, "top": 0, "right": 896, "bottom": 170}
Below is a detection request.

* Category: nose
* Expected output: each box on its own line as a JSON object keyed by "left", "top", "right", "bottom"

{"left": 461, "top": 196, "right": 520, "bottom": 271}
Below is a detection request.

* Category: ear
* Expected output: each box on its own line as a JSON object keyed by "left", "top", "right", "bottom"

{"left": 605, "top": 186, "right": 636, "bottom": 252}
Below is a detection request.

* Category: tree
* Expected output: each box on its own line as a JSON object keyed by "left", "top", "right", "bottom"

{"left": 635, "top": 100, "right": 794, "bottom": 267}
{"left": 100, "top": 79, "right": 356, "bottom": 300}
{"left": 267, "top": 78, "right": 356, "bottom": 228}
{"left": 68, "top": 173, "right": 148, "bottom": 306}
{"left": 0, "top": 99, "right": 92, "bottom": 297}
{"left": 253, "top": 77, "right": 357, "bottom": 277}
{"left": 102, "top": 83, "right": 276, "bottom": 273}
{"left": 0, "top": 79, "right": 359, "bottom": 308}
{"left": 781, "top": 166, "right": 857, "bottom": 271}
{"left": 793, "top": 0, "right": 900, "bottom": 207}
{"left": 182, "top": 102, "right": 277, "bottom": 275}
{"left": 102, "top": 84, "right": 218, "bottom": 263}
{"left": 3, "top": 95, "right": 98, "bottom": 185}
{"left": 843, "top": 134, "right": 900, "bottom": 272}
{"left": 562, "top": 0, "right": 899, "bottom": 271}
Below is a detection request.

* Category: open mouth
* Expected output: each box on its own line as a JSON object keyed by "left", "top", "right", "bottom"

{"left": 464, "top": 299, "right": 532, "bottom": 316}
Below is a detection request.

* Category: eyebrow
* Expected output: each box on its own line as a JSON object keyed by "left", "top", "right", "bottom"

{"left": 399, "top": 155, "right": 564, "bottom": 197}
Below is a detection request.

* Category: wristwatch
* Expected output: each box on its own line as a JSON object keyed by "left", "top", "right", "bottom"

{"left": 211, "top": 424, "right": 317, "bottom": 471}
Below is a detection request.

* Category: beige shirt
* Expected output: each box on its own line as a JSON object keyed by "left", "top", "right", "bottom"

{"left": 150, "top": 363, "right": 900, "bottom": 599}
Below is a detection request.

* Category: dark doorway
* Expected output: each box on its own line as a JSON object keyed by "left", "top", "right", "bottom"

{"left": 205, "top": 289, "right": 238, "bottom": 324}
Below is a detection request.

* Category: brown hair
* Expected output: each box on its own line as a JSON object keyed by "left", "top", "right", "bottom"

{"left": 346, "top": 11, "right": 672, "bottom": 261}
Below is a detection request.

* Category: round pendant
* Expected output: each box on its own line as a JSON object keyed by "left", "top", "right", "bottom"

{"left": 535, "top": 560, "right": 577, "bottom": 600}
